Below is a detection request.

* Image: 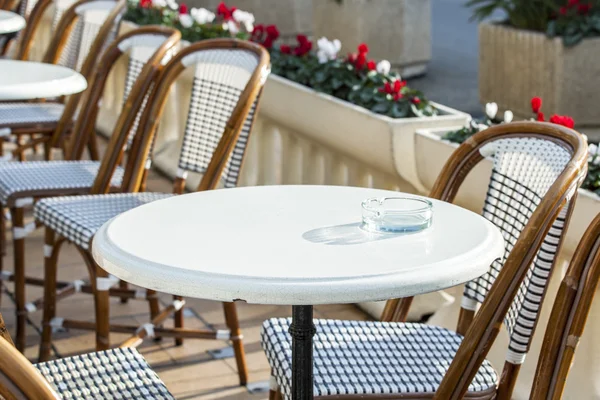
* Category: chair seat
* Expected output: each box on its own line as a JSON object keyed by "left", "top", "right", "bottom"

{"left": 0, "top": 160, "right": 123, "bottom": 206}
{"left": 34, "top": 347, "right": 175, "bottom": 400}
{"left": 0, "top": 102, "right": 65, "bottom": 128}
{"left": 34, "top": 192, "right": 174, "bottom": 250}
{"left": 261, "top": 318, "right": 498, "bottom": 399}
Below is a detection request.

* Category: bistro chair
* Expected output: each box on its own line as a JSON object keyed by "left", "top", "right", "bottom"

{"left": 529, "top": 213, "right": 600, "bottom": 399}
{"left": 0, "top": 0, "right": 126, "bottom": 162}
{"left": 0, "top": 311, "right": 175, "bottom": 399}
{"left": 35, "top": 38, "right": 270, "bottom": 387}
{"left": 261, "top": 122, "right": 588, "bottom": 399}
{"left": 0, "top": 26, "right": 180, "bottom": 352}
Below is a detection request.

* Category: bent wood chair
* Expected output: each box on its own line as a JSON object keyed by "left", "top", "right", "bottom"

{"left": 0, "top": 0, "right": 125, "bottom": 163}
{"left": 0, "top": 312, "right": 175, "bottom": 399}
{"left": 35, "top": 38, "right": 270, "bottom": 387}
{"left": 0, "top": 26, "right": 180, "bottom": 352}
{"left": 529, "top": 212, "right": 600, "bottom": 399}
{"left": 0, "top": 0, "right": 53, "bottom": 56}
{"left": 261, "top": 122, "right": 588, "bottom": 400}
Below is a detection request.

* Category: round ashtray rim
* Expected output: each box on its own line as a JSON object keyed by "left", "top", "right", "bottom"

{"left": 361, "top": 196, "right": 434, "bottom": 215}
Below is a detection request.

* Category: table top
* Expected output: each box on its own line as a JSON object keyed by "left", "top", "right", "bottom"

{"left": 92, "top": 185, "right": 504, "bottom": 305}
{"left": 0, "top": 10, "right": 25, "bottom": 34}
{"left": 0, "top": 60, "right": 87, "bottom": 100}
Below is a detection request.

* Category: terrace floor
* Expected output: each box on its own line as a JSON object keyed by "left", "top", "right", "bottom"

{"left": 0, "top": 166, "right": 370, "bottom": 399}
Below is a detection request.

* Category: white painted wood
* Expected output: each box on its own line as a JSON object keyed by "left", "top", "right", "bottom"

{"left": 0, "top": 10, "right": 25, "bottom": 34}
{"left": 92, "top": 185, "right": 504, "bottom": 305}
{"left": 0, "top": 60, "right": 87, "bottom": 100}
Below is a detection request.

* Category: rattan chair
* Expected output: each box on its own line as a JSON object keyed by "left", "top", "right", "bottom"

{"left": 261, "top": 122, "right": 588, "bottom": 400}
{"left": 528, "top": 213, "right": 600, "bottom": 399}
{"left": 0, "top": 26, "right": 180, "bottom": 352}
{"left": 0, "top": 0, "right": 126, "bottom": 162}
{"left": 0, "top": 311, "right": 175, "bottom": 399}
{"left": 35, "top": 39, "right": 270, "bottom": 387}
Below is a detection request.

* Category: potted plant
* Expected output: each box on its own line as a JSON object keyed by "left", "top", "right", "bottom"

{"left": 472, "top": 0, "right": 600, "bottom": 126}
{"left": 313, "top": 0, "right": 432, "bottom": 78}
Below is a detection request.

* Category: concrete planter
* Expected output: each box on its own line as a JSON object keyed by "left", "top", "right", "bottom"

{"left": 187, "top": 0, "right": 312, "bottom": 37}
{"left": 313, "top": 0, "right": 431, "bottom": 78}
{"left": 479, "top": 22, "right": 600, "bottom": 127}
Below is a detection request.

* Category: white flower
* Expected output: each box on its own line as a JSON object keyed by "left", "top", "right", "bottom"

{"left": 223, "top": 20, "right": 239, "bottom": 34}
{"left": 316, "top": 37, "right": 341, "bottom": 64}
{"left": 179, "top": 13, "right": 193, "bottom": 28}
{"left": 232, "top": 9, "right": 254, "bottom": 32}
{"left": 376, "top": 60, "right": 391, "bottom": 75}
{"left": 190, "top": 7, "right": 215, "bottom": 24}
{"left": 485, "top": 102, "right": 498, "bottom": 119}
{"left": 166, "top": 0, "right": 177, "bottom": 10}
{"left": 503, "top": 110, "right": 514, "bottom": 123}
{"left": 151, "top": 0, "right": 166, "bottom": 7}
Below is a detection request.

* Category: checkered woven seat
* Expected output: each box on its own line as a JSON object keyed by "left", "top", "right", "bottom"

{"left": 34, "top": 347, "right": 174, "bottom": 399}
{"left": 0, "top": 161, "right": 123, "bottom": 206}
{"left": 34, "top": 192, "right": 173, "bottom": 249}
{"left": 0, "top": 103, "right": 66, "bottom": 127}
{"left": 261, "top": 318, "right": 498, "bottom": 399}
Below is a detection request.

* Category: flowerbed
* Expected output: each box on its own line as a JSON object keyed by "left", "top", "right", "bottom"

{"left": 468, "top": 0, "right": 600, "bottom": 46}
{"left": 123, "top": 0, "right": 438, "bottom": 119}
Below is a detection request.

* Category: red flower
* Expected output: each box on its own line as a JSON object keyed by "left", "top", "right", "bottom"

{"left": 347, "top": 53, "right": 357, "bottom": 63}
{"left": 568, "top": 0, "right": 579, "bottom": 6}
{"left": 380, "top": 81, "right": 392, "bottom": 94}
{"left": 354, "top": 53, "right": 366, "bottom": 69}
{"left": 179, "top": 3, "right": 188, "bottom": 14}
{"left": 358, "top": 43, "right": 368, "bottom": 54}
{"left": 263, "top": 37, "right": 274, "bottom": 49}
{"left": 216, "top": 2, "right": 233, "bottom": 20}
{"left": 550, "top": 114, "right": 575, "bottom": 128}
{"left": 280, "top": 44, "right": 291, "bottom": 54}
{"left": 266, "top": 25, "right": 280, "bottom": 40}
{"left": 293, "top": 35, "right": 312, "bottom": 56}
{"left": 412, "top": 97, "right": 421, "bottom": 105}
{"left": 140, "top": 0, "right": 151, "bottom": 8}
{"left": 531, "top": 97, "right": 542, "bottom": 113}
{"left": 297, "top": 34, "right": 309, "bottom": 45}
{"left": 537, "top": 112, "right": 545, "bottom": 122}
{"left": 578, "top": 3, "right": 591, "bottom": 14}
{"left": 393, "top": 80, "right": 407, "bottom": 92}
{"left": 560, "top": 6, "right": 568, "bottom": 14}
{"left": 393, "top": 93, "right": 403, "bottom": 101}
{"left": 367, "top": 60, "right": 376, "bottom": 71}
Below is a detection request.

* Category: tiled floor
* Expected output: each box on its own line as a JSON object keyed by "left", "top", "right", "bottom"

{"left": 0, "top": 168, "right": 370, "bottom": 399}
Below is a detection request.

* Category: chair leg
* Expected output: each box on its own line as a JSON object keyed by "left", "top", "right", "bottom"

{"left": 10, "top": 207, "right": 26, "bottom": 352}
{"left": 222, "top": 302, "right": 248, "bottom": 386}
{"left": 119, "top": 280, "right": 129, "bottom": 304}
{"left": 146, "top": 288, "right": 161, "bottom": 341}
{"left": 87, "top": 131, "right": 99, "bottom": 161}
{"left": 174, "top": 295, "right": 184, "bottom": 346}
{"left": 39, "top": 229, "right": 57, "bottom": 362}
{"left": 93, "top": 263, "right": 110, "bottom": 351}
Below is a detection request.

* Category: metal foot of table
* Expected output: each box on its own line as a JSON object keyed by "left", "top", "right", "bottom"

{"left": 290, "top": 305, "right": 316, "bottom": 399}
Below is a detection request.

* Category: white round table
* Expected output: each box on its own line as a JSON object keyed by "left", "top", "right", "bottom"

{"left": 92, "top": 185, "right": 504, "bottom": 399}
{"left": 0, "top": 60, "right": 87, "bottom": 100}
{"left": 0, "top": 10, "right": 25, "bottom": 34}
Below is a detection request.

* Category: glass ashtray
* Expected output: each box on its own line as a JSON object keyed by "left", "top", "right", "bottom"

{"left": 361, "top": 197, "right": 433, "bottom": 233}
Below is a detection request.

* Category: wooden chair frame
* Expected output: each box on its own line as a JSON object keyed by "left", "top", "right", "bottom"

{"left": 530, "top": 213, "right": 600, "bottom": 399}
{"left": 1, "top": 26, "right": 180, "bottom": 352}
{"left": 38, "top": 39, "right": 270, "bottom": 388}
{"left": 267, "top": 123, "right": 586, "bottom": 400}
{"left": 0, "top": 0, "right": 126, "bottom": 162}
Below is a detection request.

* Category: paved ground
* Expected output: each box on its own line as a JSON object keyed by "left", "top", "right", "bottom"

{"left": 409, "top": 0, "right": 503, "bottom": 118}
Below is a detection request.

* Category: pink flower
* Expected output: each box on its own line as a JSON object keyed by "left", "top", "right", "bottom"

{"left": 179, "top": 3, "right": 188, "bottom": 14}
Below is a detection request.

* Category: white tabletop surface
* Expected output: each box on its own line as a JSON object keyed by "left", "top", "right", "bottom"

{"left": 0, "top": 10, "right": 25, "bottom": 34}
{"left": 92, "top": 186, "right": 504, "bottom": 305}
{"left": 0, "top": 60, "right": 87, "bottom": 100}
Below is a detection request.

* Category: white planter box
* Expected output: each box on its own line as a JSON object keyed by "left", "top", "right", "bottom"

{"left": 313, "top": 0, "right": 431, "bottom": 78}
{"left": 479, "top": 22, "right": 600, "bottom": 126}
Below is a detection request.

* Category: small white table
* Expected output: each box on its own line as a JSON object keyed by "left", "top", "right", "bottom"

{"left": 0, "top": 60, "right": 87, "bottom": 100}
{"left": 0, "top": 10, "right": 25, "bottom": 35}
{"left": 92, "top": 185, "right": 504, "bottom": 399}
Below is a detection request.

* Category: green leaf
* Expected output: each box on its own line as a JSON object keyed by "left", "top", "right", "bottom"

{"left": 563, "top": 32, "right": 584, "bottom": 47}
{"left": 331, "top": 77, "right": 343, "bottom": 90}
{"left": 360, "top": 90, "right": 373, "bottom": 102}
{"left": 371, "top": 102, "right": 390, "bottom": 114}
{"left": 314, "top": 71, "right": 327, "bottom": 83}
{"left": 546, "top": 20, "right": 556, "bottom": 37}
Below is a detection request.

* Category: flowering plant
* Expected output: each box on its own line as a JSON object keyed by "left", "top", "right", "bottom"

{"left": 584, "top": 142, "right": 600, "bottom": 193}
{"left": 271, "top": 40, "right": 437, "bottom": 118}
{"left": 466, "top": 0, "right": 600, "bottom": 46}
{"left": 125, "top": 0, "right": 254, "bottom": 41}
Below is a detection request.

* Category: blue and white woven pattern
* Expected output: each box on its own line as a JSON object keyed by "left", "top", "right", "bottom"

{"left": 0, "top": 161, "right": 123, "bottom": 206}
{"left": 462, "top": 137, "right": 572, "bottom": 364}
{"left": 34, "top": 192, "right": 173, "bottom": 249}
{"left": 178, "top": 49, "right": 260, "bottom": 188}
{"left": 261, "top": 318, "right": 498, "bottom": 399}
{"left": 0, "top": 103, "right": 65, "bottom": 127}
{"left": 34, "top": 347, "right": 174, "bottom": 399}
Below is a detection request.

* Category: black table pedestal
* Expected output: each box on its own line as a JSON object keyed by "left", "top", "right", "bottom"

{"left": 289, "top": 305, "right": 316, "bottom": 400}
